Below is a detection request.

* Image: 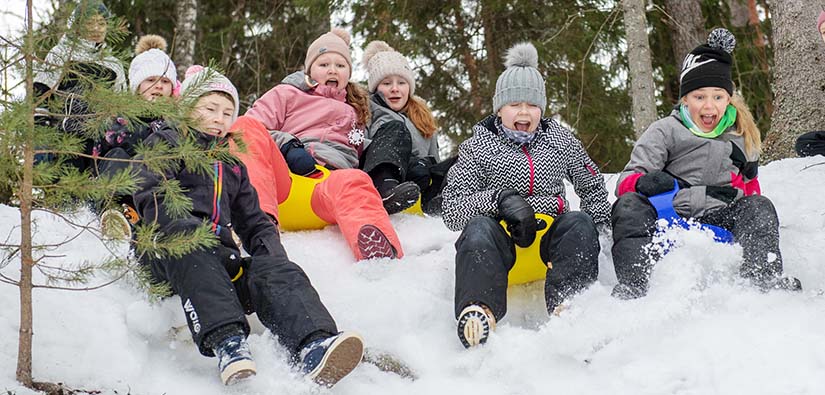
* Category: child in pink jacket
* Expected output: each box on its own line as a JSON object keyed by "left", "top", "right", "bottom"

{"left": 235, "top": 28, "right": 403, "bottom": 260}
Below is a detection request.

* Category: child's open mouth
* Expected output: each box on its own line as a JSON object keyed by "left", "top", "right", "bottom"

{"left": 700, "top": 114, "right": 717, "bottom": 129}
{"left": 325, "top": 79, "right": 338, "bottom": 88}
{"left": 514, "top": 121, "right": 531, "bottom": 132}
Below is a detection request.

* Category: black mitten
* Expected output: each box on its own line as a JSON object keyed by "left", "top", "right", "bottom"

{"left": 635, "top": 171, "right": 676, "bottom": 197}
{"left": 280, "top": 139, "right": 317, "bottom": 176}
{"left": 495, "top": 189, "right": 537, "bottom": 248}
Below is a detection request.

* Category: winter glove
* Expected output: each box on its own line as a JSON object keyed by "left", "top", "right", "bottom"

{"left": 495, "top": 189, "right": 537, "bottom": 248}
{"left": 280, "top": 139, "right": 317, "bottom": 176}
{"left": 635, "top": 171, "right": 676, "bottom": 197}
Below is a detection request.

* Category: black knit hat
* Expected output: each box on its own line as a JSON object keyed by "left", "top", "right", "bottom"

{"left": 679, "top": 28, "right": 736, "bottom": 98}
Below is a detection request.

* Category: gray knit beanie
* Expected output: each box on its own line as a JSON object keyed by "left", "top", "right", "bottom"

{"left": 492, "top": 42, "right": 546, "bottom": 115}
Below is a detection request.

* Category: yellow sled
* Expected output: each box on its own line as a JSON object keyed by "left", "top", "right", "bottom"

{"left": 277, "top": 165, "right": 423, "bottom": 231}
{"left": 503, "top": 213, "right": 555, "bottom": 286}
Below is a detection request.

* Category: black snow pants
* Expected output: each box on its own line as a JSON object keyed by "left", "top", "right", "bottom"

{"left": 454, "top": 212, "right": 600, "bottom": 320}
{"left": 360, "top": 120, "right": 456, "bottom": 211}
{"left": 146, "top": 222, "right": 337, "bottom": 357}
{"left": 611, "top": 192, "right": 785, "bottom": 292}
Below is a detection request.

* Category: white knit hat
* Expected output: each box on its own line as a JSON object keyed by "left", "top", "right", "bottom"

{"left": 128, "top": 35, "right": 177, "bottom": 94}
{"left": 180, "top": 65, "right": 240, "bottom": 121}
{"left": 362, "top": 40, "right": 415, "bottom": 95}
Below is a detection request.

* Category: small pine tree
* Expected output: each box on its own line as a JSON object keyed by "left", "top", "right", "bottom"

{"left": 0, "top": 0, "right": 232, "bottom": 390}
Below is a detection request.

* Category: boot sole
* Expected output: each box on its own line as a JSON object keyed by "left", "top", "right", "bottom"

{"left": 221, "top": 359, "right": 257, "bottom": 385}
{"left": 357, "top": 225, "right": 396, "bottom": 260}
{"left": 307, "top": 332, "right": 365, "bottom": 387}
{"left": 457, "top": 305, "right": 493, "bottom": 348}
{"left": 382, "top": 182, "right": 420, "bottom": 215}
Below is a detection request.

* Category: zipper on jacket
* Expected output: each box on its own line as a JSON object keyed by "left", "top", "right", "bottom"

{"left": 211, "top": 162, "right": 223, "bottom": 235}
{"left": 522, "top": 146, "right": 535, "bottom": 196}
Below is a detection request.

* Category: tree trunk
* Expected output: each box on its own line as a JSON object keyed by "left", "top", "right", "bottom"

{"left": 454, "top": 2, "right": 483, "bottom": 119}
{"left": 220, "top": 0, "right": 246, "bottom": 69}
{"left": 728, "top": 0, "right": 749, "bottom": 28}
{"left": 622, "top": 0, "right": 657, "bottom": 137}
{"left": 16, "top": 0, "right": 35, "bottom": 388}
{"left": 763, "top": 1, "right": 825, "bottom": 160}
{"left": 173, "top": 0, "right": 198, "bottom": 78}
{"left": 663, "top": 0, "right": 705, "bottom": 64}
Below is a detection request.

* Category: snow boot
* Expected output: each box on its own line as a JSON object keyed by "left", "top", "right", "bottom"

{"left": 100, "top": 203, "right": 139, "bottom": 240}
{"left": 611, "top": 283, "right": 647, "bottom": 300}
{"left": 214, "top": 335, "right": 256, "bottom": 385}
{"left": 378, "top": 179, "right": 420, "bottom": 215}
{"left": 100, "top": 207, "right": 131, "bottom": 240}
{"left": 423, "top": 194, "right": 443, "bottom": 216}
{"left": 300, "top": 331, "right": 364, "bottom": 387}
{"left": 752, "top": 275, "right": 802, "bottom": 292}
{"left": 357, "top": 224, "right": 397, "bottom": 259}
{"left": 457, "top": 304, "right": 496, "bottom": 348}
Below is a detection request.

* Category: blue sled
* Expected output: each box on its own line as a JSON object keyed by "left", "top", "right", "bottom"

{"left": 646, "top": 180, "right": 734, "bottom": 244}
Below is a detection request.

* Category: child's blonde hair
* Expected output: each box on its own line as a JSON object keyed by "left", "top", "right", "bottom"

{"left": 730, "top": 94, "right": 761, "bottom": 158}
{"left": 345, "top": 82, "right": 371, "bottom": 127}
{"left": 402, "top": 95, "right": 438, "bottom": 138}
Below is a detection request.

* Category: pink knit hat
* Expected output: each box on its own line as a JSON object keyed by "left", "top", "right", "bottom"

{"left": 304, "top": 28, "right": 353, "bottom": 72}
{"left": 817, "top": 10, "right": 825, "bottom": 31}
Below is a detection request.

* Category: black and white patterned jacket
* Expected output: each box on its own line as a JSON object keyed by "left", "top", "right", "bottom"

{"left": 442, "top": 115, "right": 611, "bottom": 231}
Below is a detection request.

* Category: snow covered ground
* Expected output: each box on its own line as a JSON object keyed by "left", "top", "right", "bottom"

{"left": 2, "top": 157, "right": 825, "bottom": 395}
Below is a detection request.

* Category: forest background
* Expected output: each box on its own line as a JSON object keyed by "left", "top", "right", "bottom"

{"left": 4, "top": 0, "right": 825, "bottom": 171}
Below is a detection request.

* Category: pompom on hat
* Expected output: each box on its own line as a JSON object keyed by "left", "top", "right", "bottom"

{"left": 492, "top": 42, "right": 546, "bottom": 115}
{"left": 128, "top": 35, "right": 178, "bottom": 94}
{"left": 304, "top": 28, "right": 353, "bottom": 72}
{"left": 679, "top": 28, "right": 736, "bottom": 98}
{"left": 362, "top": 40, "right": 416, "bottom": 95}
{"left": 180, "top": 65, "right": 240, "bottom": 121}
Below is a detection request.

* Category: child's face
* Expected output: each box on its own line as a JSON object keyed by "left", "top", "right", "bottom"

{"left": 819, "top": 23, "right": 825, "bottom": 44}
{"left": 193, "top": 93, "right": 235, "bottom": 138}
{"left": 309, "top": 53, "right": 350, "bottom": 90}
{"left": 497, "top": 102, "right": 541, "bottom": 132}
{"left": 376, "top": 75, "right": 410, "bottom": 111}
{"left": 84, "top": 14, "right": 107, "bottom": 43}
{"left": 681, "top": 87, "right": 731, "bottom": 132}
{"left": 138, "top": 76, "right": 173, "bottom": 101}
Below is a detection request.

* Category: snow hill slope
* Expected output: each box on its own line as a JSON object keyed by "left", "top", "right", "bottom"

{"left": 1, "top": 157, "right": 824, "bottom": 395}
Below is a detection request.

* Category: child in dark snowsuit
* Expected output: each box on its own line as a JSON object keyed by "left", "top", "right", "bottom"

{"left": 96, "top": 34, "right": 178, "bottom": 236}
{"left": 133, "top": 66, "right": 364, "bottom": 386}
{"left": 441, "top": 43, "right": 611, "bottom": 348}
{"left": 33, "top": 0, "right": 126, "bottom": 172}
{"left": 611, "top": 29, "right": 801, "bottom": 299}
{"left": 360, "top": 40, "right": 455, "bottom": 215}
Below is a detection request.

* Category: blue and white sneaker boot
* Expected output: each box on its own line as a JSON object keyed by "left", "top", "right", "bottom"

{"left": 300, "top": 331, "right": 364, "bottom": 387}
{"left": 215, "top": 335, "right": 256, "bottom": 385}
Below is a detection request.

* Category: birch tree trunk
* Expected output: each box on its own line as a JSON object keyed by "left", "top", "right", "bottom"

{"left": 663, "top": 0, "right": 705, "bottom": 64}
{"left": 622, "top": 0, "right": 657, "bottom": 137}
{"left": 763, "top": 1, "right": 825, "bottom": 160}
{"left": 174, "top": 0, "right": 197, "bottom": 77}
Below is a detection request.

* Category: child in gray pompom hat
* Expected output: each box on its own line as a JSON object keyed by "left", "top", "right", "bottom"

{"left": 442, "top": 42, "right": 611, "bottom": 349}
